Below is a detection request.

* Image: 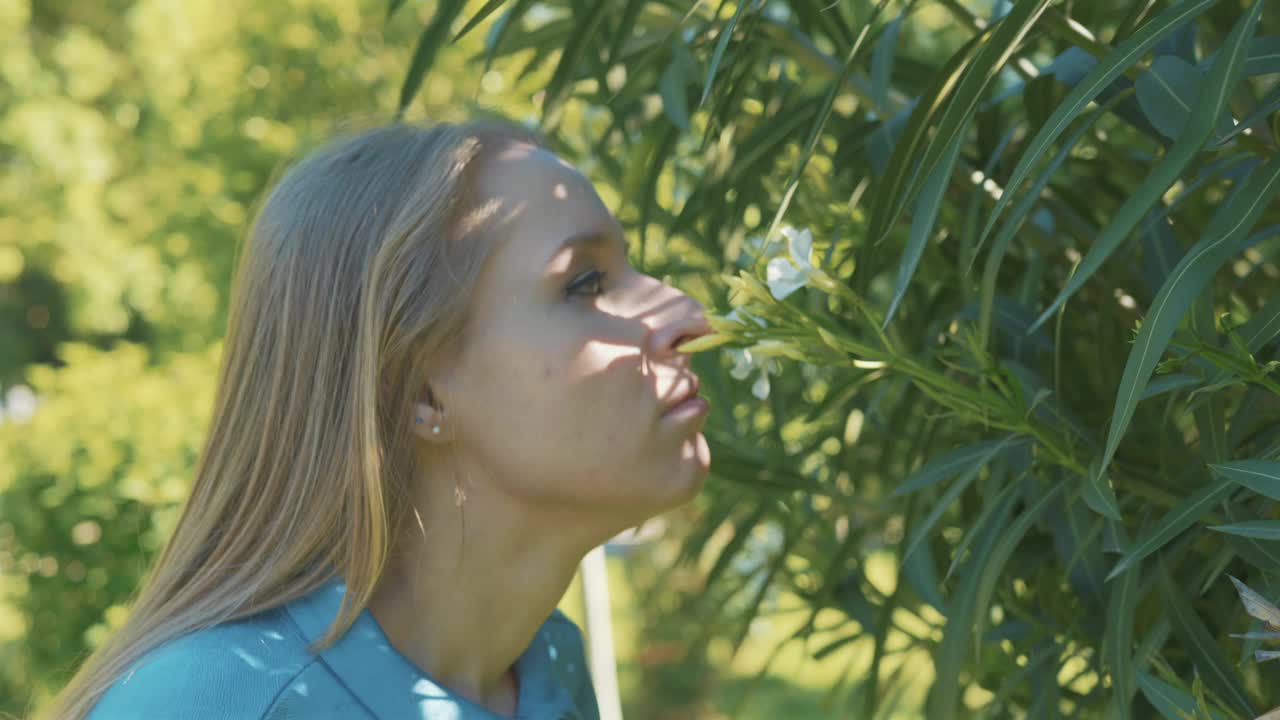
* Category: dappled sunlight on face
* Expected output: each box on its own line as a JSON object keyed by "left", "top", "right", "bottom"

{"left": 423, "top": 139, "right": 713, "bottom": 530}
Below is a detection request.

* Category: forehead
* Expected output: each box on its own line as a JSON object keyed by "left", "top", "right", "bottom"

{"left": 469, "top": 142, "right": 623, "bottom": 270}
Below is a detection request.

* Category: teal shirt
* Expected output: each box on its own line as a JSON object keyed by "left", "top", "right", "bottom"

{"left": 86, "top": 574, "right": 601, "bottom": 719}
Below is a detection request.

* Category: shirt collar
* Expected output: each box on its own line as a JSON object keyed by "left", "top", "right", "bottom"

{"left": 283, "top": 573, "right": 580, "bottom": 719}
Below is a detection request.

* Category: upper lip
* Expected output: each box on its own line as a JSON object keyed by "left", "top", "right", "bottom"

{"left": 662, "top": 375, "right": 701, "bottom": 414}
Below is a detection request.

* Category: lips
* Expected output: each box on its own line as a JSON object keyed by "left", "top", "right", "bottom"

{"left": 662, "top": 375, "right": 701, "bottom": 414}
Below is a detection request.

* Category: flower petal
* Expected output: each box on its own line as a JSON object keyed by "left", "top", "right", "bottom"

{"left": 766, "top": 257, "right": 806, "bottom": 299}
{"left": 729, "top": 348, "right": 755, "bottom": 379}
{"left": 751, "top": 369, "right": 771, "bottom": 400}
{"left": 786, "top": 226, "right": 815, "bottom": 272}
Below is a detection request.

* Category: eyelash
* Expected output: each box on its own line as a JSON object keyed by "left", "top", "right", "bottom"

{"left": 566, "top": 269, "right": 607, "bottom": 299}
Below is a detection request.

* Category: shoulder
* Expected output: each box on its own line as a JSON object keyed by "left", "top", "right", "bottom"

{"left": 86, "top": 607, "right": 354, "bottom": 720}
{"left": 544, "top": 609, "right": 601, "bottom": 720}
{"left": 546, "top": 607, "right": 585, "bottom": 639}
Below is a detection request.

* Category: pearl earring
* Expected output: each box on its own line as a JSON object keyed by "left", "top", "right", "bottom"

{"left": 432, "top": 424, "right": 440, "bottom": 434}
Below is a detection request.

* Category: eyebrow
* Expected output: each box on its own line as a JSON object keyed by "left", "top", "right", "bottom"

{"left": 547, "top": 229, "right": 630, "bottom": 266}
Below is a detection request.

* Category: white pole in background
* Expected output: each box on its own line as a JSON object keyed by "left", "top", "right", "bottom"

{"left": 580, "top": 544, "right": 623, "bottom": 720}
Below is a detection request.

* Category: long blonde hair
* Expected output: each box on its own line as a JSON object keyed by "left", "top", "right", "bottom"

{"left": 37, "top": 115, "right": 548, "bottom": 720}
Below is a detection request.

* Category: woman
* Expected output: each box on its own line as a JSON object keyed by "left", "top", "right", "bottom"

{"left": 41, "top": 116, "right": 714, "bottom": 719}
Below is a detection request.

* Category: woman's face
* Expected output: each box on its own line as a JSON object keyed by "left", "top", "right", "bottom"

{"left": 421, "top": 140, "right": 714, "bottom": 531}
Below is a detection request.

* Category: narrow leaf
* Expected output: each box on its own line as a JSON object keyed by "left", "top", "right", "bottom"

{"left": 1202, "top": 35, "right": 1280, "bottom": 77}
{"left": 883, "top": 127, "right": 963, "bottom": 328}
{"left": 871, "top": 14, "right": 903, "bottom": 111}
{"left": 1092, "top": 158, "right": 1280, "bottom": 487}
{"left": 397, "top": 0, "right": 469, "bottom": 119}
{"left": 929, "top": 488, "right": 1017, "bottom": 720}
{"left": 876, "top": 0, "right": 1053, "bottom": 244}
{"left": 1105, "top": 561, "right": 1141, "bottom": 719}
{"left": 1209, "top": 459, "right": 1280, "bottom": 501}
{"left": 700, "top": 0, "right": 749, "bottom": 108}
{"left": 1238, "top": 290, "right": 1280, "bottom": 352}
{"left": 1027, "top": 0, "right": 1264, "bottom": 333}
{"left": 1159, "top": 562, "right": 1257, "bottom": 717}
{"left": 978, "top": 0, "right": 1222, "bottom": 249}
{"left": 1211, "top": 521, "right": 1280, "bottom": 541}
{"left": 1105, "top": 475, "right": 1234, "bottom": 582}
{"left": 1084, "top": 456, "right": 1123, "bottom": 522}
{"left": 900, "top": 463, "right": 981, "bottom": 565}
{"left": 1139, "top": 671, "right": 1231, "bottom": 720}
{"left": 452, "top": 0, "right": 508, "bottom": 43}
{"left": 1228, "top": 574, "right": 1280, "bottom": 627}
{"left": 1230, "top": 631, "right": 1280, "bottom": 640}
{"left": 892, "top": 436, "right": 1025, "bottom": 497}
{"left": 866, "top": 28, "right": 990, "bottom": 248}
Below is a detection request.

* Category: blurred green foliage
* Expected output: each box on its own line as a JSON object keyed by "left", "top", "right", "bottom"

{"left": 8, "top": 0, "right": 1280, "bottom": 718}
{"left": 386, "top": 0, "right": 1280, "bottom": 717}
{"left": 0, "top": 0, "right": 538, "bottom": 713}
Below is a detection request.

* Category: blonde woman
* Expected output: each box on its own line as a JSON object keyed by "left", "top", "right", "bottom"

{"left": 40, "top": 116, "right": 714, "bottom": 720}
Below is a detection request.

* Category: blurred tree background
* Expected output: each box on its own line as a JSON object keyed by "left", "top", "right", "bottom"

{"left": 4, "top": 0, "right": 1280, "bottom": 718}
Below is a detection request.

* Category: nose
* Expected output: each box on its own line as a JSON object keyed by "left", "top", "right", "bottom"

{"left": 644, "top": 292, "right": 713, "bottom": 360}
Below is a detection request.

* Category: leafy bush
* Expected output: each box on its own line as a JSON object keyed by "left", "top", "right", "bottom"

{"left": 393, "top": 0, "right": 1280, "bottom": 716}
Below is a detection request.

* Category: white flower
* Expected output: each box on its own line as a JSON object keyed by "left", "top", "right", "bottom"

{"left": 726, "top": 347, "right": 781, "bottom": 400}
{"left": 724, "top": 307, "right": 767, "bottom": 328}
{"left": 765, "top": 225, "right": 817, "bottom": 300}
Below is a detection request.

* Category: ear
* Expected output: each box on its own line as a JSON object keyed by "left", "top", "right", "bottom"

{"left": 412, "top": 382, "right": 451, "bottom": 442}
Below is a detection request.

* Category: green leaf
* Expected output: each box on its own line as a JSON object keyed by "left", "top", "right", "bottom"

{"left": 452, "top": 0, "right": 508, "bottom": 43}
{"left": 480, "top": 0, "right": 536, "bottom": 77}
{"left": 540, "top": 0, "right": 609, "bottom": 128}
{"left": 974, "top": 94, "right": 1124, "bottom": 350}
{"left": 1138, "top": 671, "right": 1231, "bottom": 720}
{"left": 1135, "top": 55, "right": 1235, "bottom": 140}
{"left": 866, "top": 27, "right": 989, "bottom": 248}
{"left": 871, "top": 14, "right": 903, "bottom": 112}
{"left": 1084, "top": 455, "right": 1123, "bottom": 522}
{"left": 1211, "top": 521, "right": 1280, "bottom": 541}
{"left": 1201, "top": 35, "right": 1280, "bottom": 77}
{"left": 1104, "top": 560, "right": 1141, "bottom": 719}
{"left": 756, "top": 0, "right": 890, "bottom": 266}
{"left": 1140, "top": 373, "right": 1200, "bottom": 401}
{"left": 1104, "top": 474, "right": 1234, "bottom": 582}
{"left": 1237, "top": 290, "right": 1280, "bottom": 353}
{"left": 1221, "top": 502, "right": 1280, "bottom": 574}
{"left": 927, "top": 485, "right": 1017, "bottom": 720}
{"left": 1092, "top": 158, "right": 1280, "bottom": 487}
{"left": 396, "top": 0, "right": 468, "bottom": 119}
{"left": 1051, "top": 491, "right": 1108, "bottom": 600}
{"left": 658, "top": 39, "right": 695, "bottom": 131}
{"left": 883, "top": 124, "right": 962, "bottom": 328}
{"left": 900, "top": 461, "right": 981, "bottom": 565}
{"left": 943, "top": 473, "right": 1025, "bottom": 584}
{"left": 699, "top": 0, "right": 749, "bottom": 109}
{"left": 978, "top": 0, "right": 1222, "bottom": 250}
{"left": 1026, "top": 0, "right": 1263, "bottom": 333}
{"left": 1227, "top": 574, "right": 1280, "bottom": 627}
{"left": 704, "top": 503, "right": 768, "bottom": 593}
{"left": 873, "top": 0, "right": 1053, "bottom": 245}
{"left": 386, "top": 0, "right": 409, "bottom": 24}
{"left": 638, "top": 125, "right": 679, "bottom": 266}
{"left": 1230, "top": 631, "right": 1280, "bottom": 640}
{"left": 929, "top": 483, "right": 1063, "bottom": 720}
{"left": 891, "top": 435, "right": 1025, "bottom": 497}
{"left": 1158, "top": 561, "right": 1257, "bottom": 717}
{"left": 1208, "top": 459, "right": 1280, "bottom": 501}
{"left": 605, "top": 0, "right": 647, "bottom": 67}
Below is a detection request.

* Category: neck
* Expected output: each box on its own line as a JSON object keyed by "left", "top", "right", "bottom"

{"left": 366, "top": 467, "right": 605, "bottom": 715}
